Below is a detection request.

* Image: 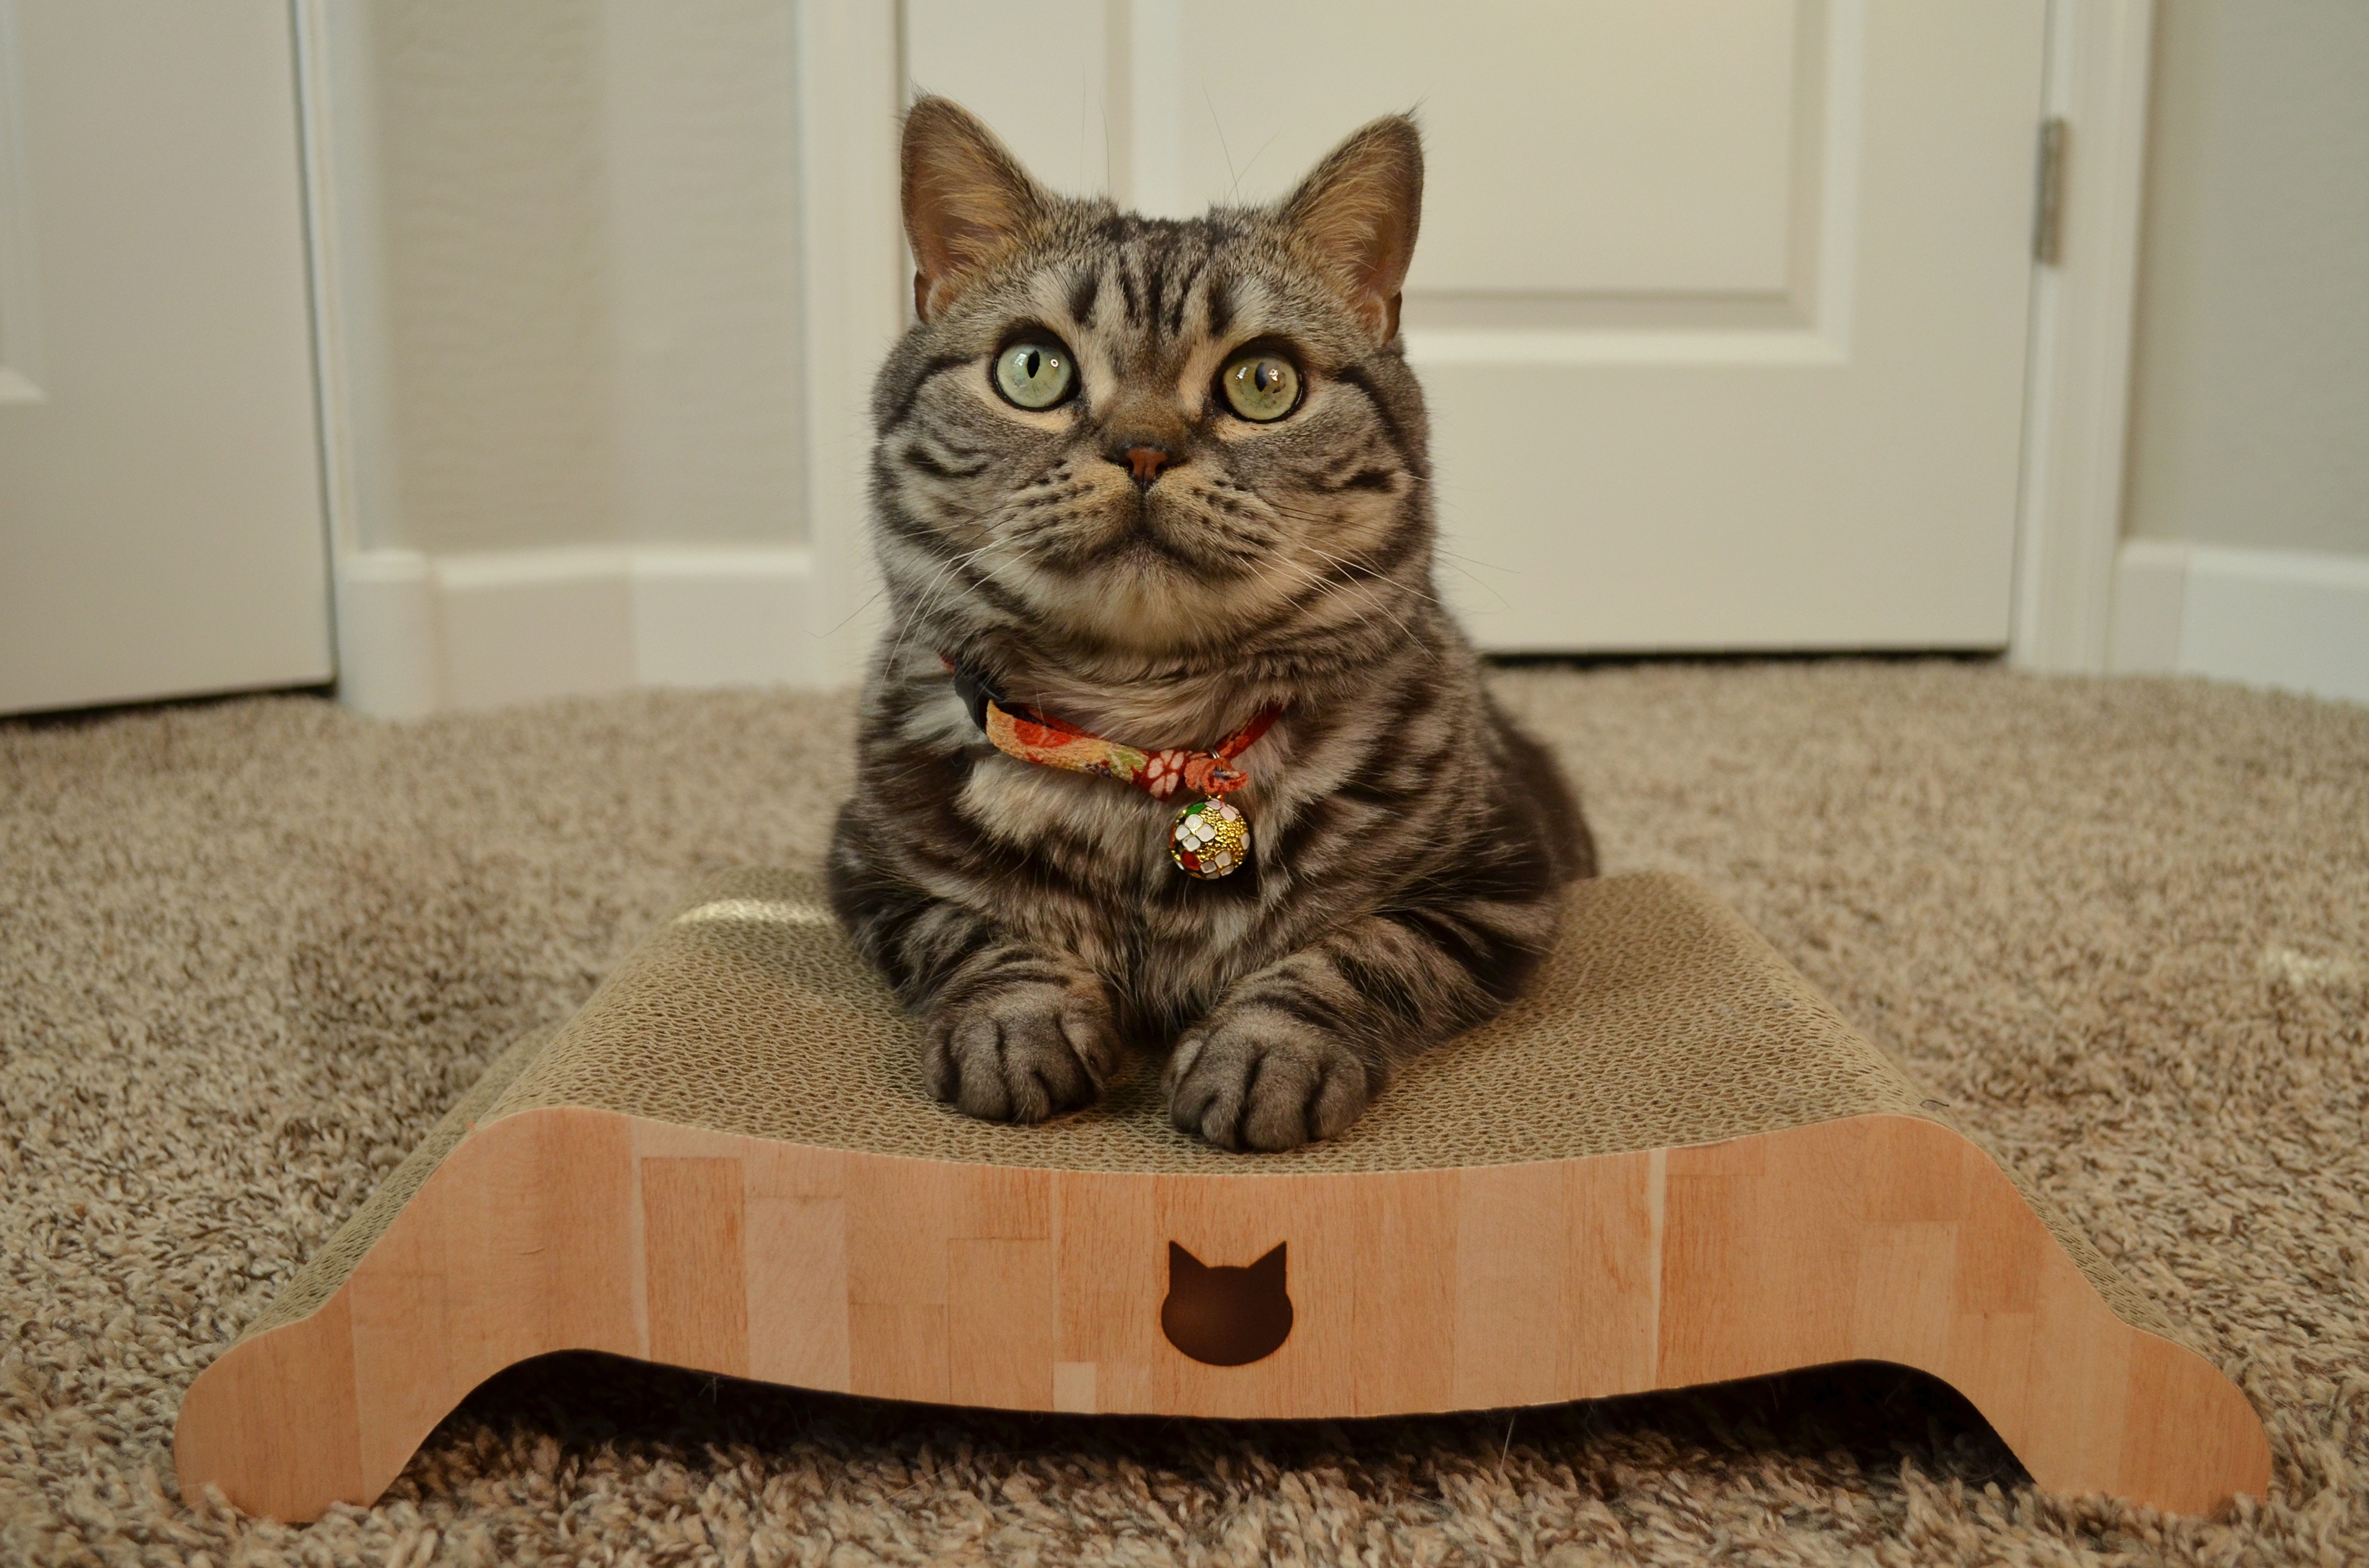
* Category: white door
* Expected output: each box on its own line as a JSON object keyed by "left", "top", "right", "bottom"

{"left": 906, "top": 1, "right": 2046, "bottom": 651}
{"left": 0, "top": 1, "right": 331, "bottom": 716}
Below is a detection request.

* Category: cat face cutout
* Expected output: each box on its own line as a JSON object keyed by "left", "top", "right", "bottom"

{"left": 1161, "top": 1242, "right": 1293, "bottom": 1366}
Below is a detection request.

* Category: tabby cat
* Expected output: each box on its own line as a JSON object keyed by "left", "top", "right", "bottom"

{"left": 828, "top": 98, "right": 1593, "bottom": 1151}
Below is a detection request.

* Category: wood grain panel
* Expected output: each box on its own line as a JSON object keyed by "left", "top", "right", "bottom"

{"left": 847, "top": 1153, "right": 960, "bottom": 1305}
{"left": 850, "top": 1303, "right": 950, "bottom": 1403}
{"left": 1351, "top": 1170, "right": 1457, "bottom": 1414}
{"left": 2119, "top": 1331, "right": 2272, "bottom": 1515}
{"left": 1849, "top": 1219, "right": 1960, "bottom": 1371}
{"left": 1659, "top": 1123, "right": 1865, "bottom": 1384}
{"left": 347, "top": 1107, "right": 637, "bottom": 1486}
{"left": 947, "top": 1238, "right": 1056, "bottom": 1409}
{"left": 342, "top": 1194, "right": 458, "bottom": 1488}
{"left": 1053, "top": 1172, "right": 1159, "bottom": 1413}
{"left": 958, "top": 1163, "right": 1051, "bottom": 1239}
{"left": 177, "top": 1108, "right": 2273, "bottom": 1523}
{"left": 1257, "top": 1178, "right": 1360, "bottom": 1416}
{"left": 2015, "top": 1230, "right": 2137, "bottom": 1494}
{"left": 642, "top": 1157, "right": 749, "bottom": 1376}
{"left": 744, "top": 1193, "right": 849, "bottom": 1390}
{"left": 1560, "top": 1149, "right": 1661, "bottom": 1398}
{"left": 846, "top": 1152, "right": 957, "bottom": 1398}
{"left": 171, "top": 1292, "right": 364, "bottom": 1524}
{"left": 1861, "top": 1116, "right": 1971, "bottom": 1221}
{"left": 1452, "top": 1161, "right": 1566, "bottom": 1407}
{"left": 497, "top": 1108, "right": 640, "bottom": 1355}
{"left": 1052, "top": 1361, "right": 1097, "bottom": 1414}
{"left": 1655, "top": 1163, "right": 1744, "bottom": 1386}
{"left": 742, "top": 1142, "right": 849, "bottom": 1391}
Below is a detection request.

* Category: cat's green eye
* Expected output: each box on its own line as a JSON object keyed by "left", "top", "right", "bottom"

{"left": 1218, "top": 351, "right": 1301, "bottom": 422}
{"left": 992, "top": 337, "right": 1076, "bottom": 410}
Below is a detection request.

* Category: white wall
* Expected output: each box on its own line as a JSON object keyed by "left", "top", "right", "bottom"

{"left": 2124, "top": 1, "right": 2369, "bottom": 558}
{"left": 315, "top": 0, "right": 845, "bottom": 714}
{"left": 2111, "top": 1, "right": 2369, "bottom": 704}
{"left": 360, "top": 0, "right": 806, "bottom": 554}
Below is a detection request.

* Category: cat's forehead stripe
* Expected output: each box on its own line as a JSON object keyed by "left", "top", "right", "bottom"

{"left": 1115, "top": 258, "right": 1139, "bottom": 331}
{"left": 1038, "top": 249, "right": 1247, "bottom": 360}
{"left": 1205, "top": 273, "right": 1235, "bottom": 340}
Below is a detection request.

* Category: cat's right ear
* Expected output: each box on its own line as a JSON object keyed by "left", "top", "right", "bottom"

{"left": 902, "top": 97, "right": 1050, "bottom": 321}
{"left": 1169, "top": 1241, "right": 1207, "bottom": 1276}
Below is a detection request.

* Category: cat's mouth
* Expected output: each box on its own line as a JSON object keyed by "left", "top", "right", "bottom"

{"left": 1005, "top": 504, "right": 1272, "bottom": 653}
{"left": 1040, "top": 488, "right": 1247, "bottom": 583}
{"left": 986, "top": 472, "right": 1303, "bottom": 652}
{"left": 1084, "top": 510, "right": 1213, "bottom": 574}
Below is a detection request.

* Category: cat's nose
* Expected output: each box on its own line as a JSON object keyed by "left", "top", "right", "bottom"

{"left": 1112, "top": 443, "right": 1173, "bottom": 488}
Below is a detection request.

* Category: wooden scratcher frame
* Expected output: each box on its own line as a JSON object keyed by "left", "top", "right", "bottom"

{"left": 173, "top": 871, "right": 2271, "bottom": 1522}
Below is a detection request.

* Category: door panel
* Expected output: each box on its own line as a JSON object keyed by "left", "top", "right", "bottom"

{"left": 0, "top": 1, "right": 331, "bottom": 715}
{"left": 905, "top": 1, "right": 2046, "bottom": 651}
{"left": 1176, "top": 2, "right": 1804, "bottom": 297}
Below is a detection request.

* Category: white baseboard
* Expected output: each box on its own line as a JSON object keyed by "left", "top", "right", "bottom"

{"left": 334, "top": 545, "right": 843, "bottom": 717}
{"left": 2110, "top": 541, "right": 2369, "bottom": 706}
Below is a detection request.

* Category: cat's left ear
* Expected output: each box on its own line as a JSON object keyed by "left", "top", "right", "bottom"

{"left": 1280, "top": 115, "right": 1424, "bottom": 343}
{"left": 903, "top": 96, "right": 1053, "bottom": 321}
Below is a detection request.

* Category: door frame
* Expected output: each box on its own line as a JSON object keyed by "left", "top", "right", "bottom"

{"left": 2012, "top": 0, "right": 2156, "bottom": 673}
{"left": 294, "top": 0, "right": 2151, "bottom": 712}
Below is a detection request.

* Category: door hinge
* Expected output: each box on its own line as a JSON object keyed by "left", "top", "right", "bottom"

{"left": 2033, "top": 116, "right": 2068, "bottom": 265}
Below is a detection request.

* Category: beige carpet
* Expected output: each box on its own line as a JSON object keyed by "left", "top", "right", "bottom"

{"left": 4, "top": 662, "right": 2365, "bottom": 1566}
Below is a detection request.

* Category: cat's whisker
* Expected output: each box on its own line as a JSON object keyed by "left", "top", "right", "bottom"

{"left": 1236, "top": 548, "right": 1435, "bottom": 668}
{"left": 884, "top": 535, "right": 1016, "bottom": 670}
{"left": 1204, "top": 82, "right": 1241, "bottom": 206}
{"left": 1428, "top": 555, "right": 1513, "bottom": 614}
{"left": 1268, "top": 541, "right": 1439, "bottom": 659}
{"left": 883, "top": 546, "right": 981, "bottom": 654}
{"left": 816, "top": 582, "right": 891, "bottom": 641}
{"left": 1251, "top": 500, "right": 1452, "bottom": 611}
{"left": 1432, "top": 544, "right": 1516, "bottom": 574}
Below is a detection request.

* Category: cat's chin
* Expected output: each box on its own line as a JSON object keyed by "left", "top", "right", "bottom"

{"left": 1044, "top": 563, "right": 1261, "bottom": 657}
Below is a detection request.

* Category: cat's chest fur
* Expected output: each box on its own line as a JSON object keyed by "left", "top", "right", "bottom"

{"left": 967, "top": 769, "right": 1273, "bottom": 1014}
{"left": 942, "top": 682, "right": 1297, "bottom": 1005}
{"left": 957, "top": 753, "right": 1177, "bottom": 883}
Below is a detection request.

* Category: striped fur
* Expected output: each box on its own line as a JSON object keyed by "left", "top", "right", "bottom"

{"left": 829, "top": 100, "right": 1593, "bottom": 1151}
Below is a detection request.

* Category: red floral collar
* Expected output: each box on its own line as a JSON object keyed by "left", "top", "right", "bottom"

{"left": 943, "top": 658, "right": 1279, "bottom": 879}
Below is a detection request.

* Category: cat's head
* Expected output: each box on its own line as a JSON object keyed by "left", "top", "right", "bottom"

{"left": 872, "top": 97, "right": 1433, "bottom": 667}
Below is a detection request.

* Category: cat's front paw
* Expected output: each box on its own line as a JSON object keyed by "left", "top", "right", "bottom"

{"left": 924, "top": 977, "right": 1119, "bottom": 1124}
{"left": 1165, "top": 1013, "right": 1374, "bottom": 1151}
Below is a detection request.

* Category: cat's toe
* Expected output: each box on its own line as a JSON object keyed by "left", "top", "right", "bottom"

{"left": 924, "top": 980, "right": 1116, "bottom": 1123}
{"left": 1165, "top": 1017, "right": 1372, "bottom": 1151}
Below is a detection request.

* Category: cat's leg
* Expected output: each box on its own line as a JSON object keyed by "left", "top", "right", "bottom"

{"left": 834, "top": 877, "right": 1120, "bottom": 1123}
{"left": 1166, "top": 898, "right": 1556, "bottom": 1151}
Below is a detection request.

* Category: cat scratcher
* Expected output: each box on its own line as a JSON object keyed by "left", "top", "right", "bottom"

{"left": 173, "top": 870, "right": 2271, "bottom": 1522}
